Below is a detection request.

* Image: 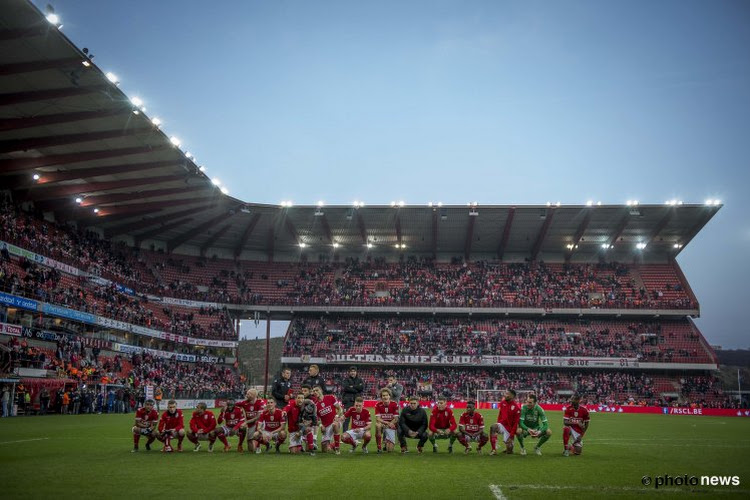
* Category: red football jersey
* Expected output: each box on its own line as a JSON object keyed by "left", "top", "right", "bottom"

{"left": 564, "top": 405, "right": 590, "bottom": 434}
{"left": 344, "top": 407, "right": 371, "bottom": 430}
{"left": 459, "top": 411, "right": 484, "bottom": 435}
{"left": 158, "top": 409, "right": 184, "bottom": 432}
{"left": 375, "top": 401, "right": 399, "bottom": 423}
{"left": 283, "top": 402, "right": 301, "bottom": 432}
{"left": 236, "top": 399, "right": 265, "bottom": 424}
{"left": 190, "top": 410, "right": 217, "bottom": 433}
{"left": 497, "top": 400, "right": 521, "bottom": 434}
{"left": 135, "top": 407, "right": 159, "bottom": 426}
{"left": 259, "top": 408, "right": 285, "bottom": 432}
{"left": 429, "top": 407, "right": 457, "bottom": 433}
{"left": 315, "top": 394, "right": 340, "bottom": 427}
{"left": 218, "top": 406, "right": 246, "bottom": 430}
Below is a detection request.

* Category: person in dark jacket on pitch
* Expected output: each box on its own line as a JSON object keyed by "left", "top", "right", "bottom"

{"left": 398, "top": 396, "right": 429, "bottom": 453}
{"left": 341, "top": 366, "right": 364, "bottom": 431}
{"left": 303, "top": 365, "right": 325, "bottom": 393}
{"left": 271, "top": 368, "right": 293, "bottom": 408}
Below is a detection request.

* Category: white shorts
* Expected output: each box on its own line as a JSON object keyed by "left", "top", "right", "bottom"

{"left": 246, "top": 424, "right": 257, "bottom": 436}
{"left": 137, "top": 428, "right": 154, "bottom": 436}
{"left": 569, "top": 428, "right": 583, "bottom": 444}
{"left": 382, "top": 428, "right": 396, "bottom": 444}
{"left": 259, "top": 430, "right": 282, "bottom": 443}
{"left": 192, "top": 432, "right": 211, "bottom": 441}
{"left": 160, "top": 429, "right": 182, "bottom": 437}
{"left": 463, "top": 432, "right": 484, "bottom": 442}
{"left": 346, "top": 428, "right": 367, "bottom": 442}
{"left": 491, "top": 423, "right": 512, "bottom": 443}
{"left": 289, "top": 431, "right": 304, "bottom": 449}
{"left": 321, "top": 424, "right": 336, "bottom": 444}
{"left": 220, "top": 426, "right": 241, "bottom": 437}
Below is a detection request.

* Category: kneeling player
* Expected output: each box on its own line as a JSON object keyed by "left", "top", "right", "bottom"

{"left": 284, "top": 393, "right": 316, "bottom": 454}
{"left": 217, "top": 400, "right": 247, "bottom": 452}
{"left": 132, "top": 399, "right": 158, "bottom": 452}
{"left": 187, "top": 402, "right": 218, "bottom": 452}
{"left": 375, "top": 388, "right": 399, "bottom": 453}
{"left": 517, "top": 393, "right": 551, "bottom": 456}
{"left": 458, "top": 401, "right": 488, "bottom": 454}
{"left": 157, "top": 399, "right": 185, "bottom": 452}
{"left": 312, "top": 386, "right": 342, "bottom": 454}
{"left": 563, "top": 394, "right": 589, "bottom": 456}
{"left": 342, "top": 397, "right": 372, "bottom": 453}
{"left": 489, "top": 389, "right": 521, "bottom": 455}
{"left": 428, "top": 396, "right": 458, "bottom": 453}
{"left": 253, "top": 399, "right": 287, "bottom": 453}
{"left": 236, "top": 389, "right": 265, "bottom": 452}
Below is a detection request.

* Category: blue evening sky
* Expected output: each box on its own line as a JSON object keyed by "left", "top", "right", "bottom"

{"left": 35, "top": 1, "right": 750, "bottom": 347}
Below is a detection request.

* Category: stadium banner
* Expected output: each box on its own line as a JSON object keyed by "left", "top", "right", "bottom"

{"left": 282, "top": 355, "right": 716, "bottom": 371}
{"left": 14, "top": 367, "right": 48, "bottom": 378}
{"left": 173, "top": 399, "right": 216, "bottom": 410}
{"left": 160, "top": 296, "right": 222, "bottom": 309}
{"left": 42, "top": 303, "right": 97, "bottom": 324}
{"left": 0, "top": 240, "right": 81, "bottom": 276}
{"left": 110, "top": 342, "right": 219, "bottom": 363}
{"left": 0, "top": 291, "right": 39, "bottom": 311}
{"left": 0, "top": 322, "right": 23, "bottom": 336}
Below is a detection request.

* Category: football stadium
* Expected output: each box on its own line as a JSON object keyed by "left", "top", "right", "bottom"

{"left": 1, "top": 1, "right": 748, "bottom": 498}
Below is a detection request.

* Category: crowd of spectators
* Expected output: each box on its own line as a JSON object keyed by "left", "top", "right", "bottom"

{"left": 284, "top": 316, "right": 708, "bottom": 362}
{"left": 1, "top": 199, "right": 696, "bottom": 311}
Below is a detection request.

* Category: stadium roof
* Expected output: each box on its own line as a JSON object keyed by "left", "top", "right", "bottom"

{"left": 0, "top": 0, "right": 722, "bottom": 262}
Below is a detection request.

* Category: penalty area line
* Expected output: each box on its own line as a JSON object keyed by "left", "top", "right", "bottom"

{"left": 0, "top": 437, "right": 49, "bottom": 445}
{"left": 488, "top": 485, "right": 507, "bottom": 500}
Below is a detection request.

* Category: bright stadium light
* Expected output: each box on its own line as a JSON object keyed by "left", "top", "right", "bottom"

{"left": 390, "top": 201, "right": 396, "bottom": 207}
{"left": 198, "top": 166, "right": 206, "bottom": 172}
{"left": 399, "top": 201, "right": 405, "bottom": 207}
{"left": 32, "top": 173, "right": 40, "bottom": 181}
{"left": 105, "top": 72, "right": 119, "bottom": 84}
{"left": 705, "top": 199, "right": 714, "bottom": 206}
{"left": 586, "top": 200, "right": 594, "bottom": 206}
{"left": 597, "top": 201, "right": 602, "bottom": 206}
{"left": 437, "top": 202, "right": 443, "bottom": 207}
{"left": 428, "top": 202, "right": 433, "bottom": 207}
{"left": 626, "top": 200, "right": 633, "bottom": 206}
{"left": 130, "top": 96, "right": 143, "bottom": 107}
{"left": 299, "top": 242, "right": 307, "bottom": 248}
{"left": 211, "top": 178, "right": 221, "bottom": 186}
{"left": 332, "top": 243, "right": 340, "bottom": 248}
{"left": 220, "top": 187, "right": 229, "bottom": 195}
{"left": 366, "top": 243, "right": 373, "bottom": 249}
{"left": 46, "top": 13, "right": 60, "bottom": 25}
{"left": 151, "top": 117, "right": 162, "bottom": 127}
{"left": 317, "top": 201, "right": 325, "bottom": 207}
{"left": 75, "top": 197, "right": 83, "bottom": 204}
{"left": 81, "top": 60, "right": 91, "bottom": 67}
{"left": 169, "top": 136, "right": 181, "bottom": 147}
{"left": 601, "top": 243, "right": 611, "bottom": 249}
{"left": 636, "top": 242, "right": 647, "bottom": 250}
{"left": 546, "top": 202, "right": 551, "bottom": 207}
{"left": 93, "top": 208, "right": 99, "bottom": 214}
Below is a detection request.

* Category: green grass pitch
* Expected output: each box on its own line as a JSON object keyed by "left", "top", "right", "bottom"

{"left": 1, "top": 410, "right": 749, "bottom": 499}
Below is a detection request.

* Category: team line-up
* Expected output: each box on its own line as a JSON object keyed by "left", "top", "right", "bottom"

{"left": 132, "top": 386, "right": 590, "bottom": 456}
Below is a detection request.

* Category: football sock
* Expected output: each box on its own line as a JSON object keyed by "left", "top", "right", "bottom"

{"left": 238, "top": 430, "right": 246, "bottom": 447}
{"left": 209, "top": 434, "right": 217, "bottom": 445}
{"left": 490, "top": 434, "right": 497, "bottom": 451}
{"left": 178, "top": 434, "right": 184, "bottom": 447}
{"left": 538, "top": 433, "right": 550, "bottom": 448}
{"left": 334, "top": 434, "right": 340, "bottom": 450}
{"left": 187, "top": 434, "right": 198, "bottom": 444}
{"left": 376, "top": 433, "right": 382, "bottom": 450}
{"left": 217, "top": 434, "right": 229, "bottom": 447}
{"left": 449, "top": 435, "right": 457, "bottom": 446}
{"left": 363, "top": 434, "right": 371, "bottom": 447}
{"left": 133, "top": 434, "right": 140, "bottom": 446}
{"left": 306, "top": 433, "right": 314, "bottom": 451}
{"left": 429, "top": 435, "right": 436, "bottom": 445}
{"left": 457, "top": 435, "right": 468, "bottom": 448}
{"left": 517, "top": 433, "right": 525, "bottom": 449}
{"left": 146, "top": 436, "right": 156, "bottom": 447}
{"left": 562, "top": 427, "right": 571, "bottom": 448}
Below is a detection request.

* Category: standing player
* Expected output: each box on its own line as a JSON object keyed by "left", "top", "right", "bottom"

{"left": 253, "top": 399, "right": 287, "bottom": 453}
{"left": 517, "top": 393, "right": 551, "bottom": 456}
{"left": 216, "top": 400, "right": 247, "bottom": 452}
{"left": 236, "top": 388, "right": 265, "bottom": 452}
{"left": 157, "top": 399, "right": 185, "bottom": 452}
{"left": 458, "top": 401, "right": 488, "bottom": 454}
{"left": 428, "top": 396, "right": 458, "bottom": 453}
{"left": 311, "top": 386, "right": 343, "bottom": 454}
{"left": 489, "top": 389, "right": 521, "bottom": 455}
{"left": 563, "top": 394, "right": 590, "bottom": 456}
{"left": 374, "top": 388, "right": 399, "bottom": 453}
{"left": 131, "top": 399, "right": 158, "bottom": 452}
{"left": 283, "top": 393, "right": 316, "bottom": 455}
{"left": 187, "top": 402, "right": 218, "bottom": 452}
{"left": 342, "top": 396, "right": 372, "bottom": 453}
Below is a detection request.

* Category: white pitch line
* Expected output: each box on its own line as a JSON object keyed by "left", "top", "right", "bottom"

{"left": 0, "top": 437, "right": 49, "bottom": 445}
{"left": 488, "top": 485, "right": 507, "bottom": 500}
{"left": 491, "top": 484, "right": 750, "bottom": 496}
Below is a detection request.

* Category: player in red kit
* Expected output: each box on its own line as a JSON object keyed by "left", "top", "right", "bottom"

{"left": 375, "top": 388, "right": 399, "bottom": 453}
{"left": 489, "top": 389, "right": 521, "bottom": 455}
{"left": 311, "top": 386, "right": 342, "bottom": 454}
{"left": 458, "top": 401, "right": 488, "bottom": 454}
{"left": 342, "top": 397, "right": 372, "bottom": 453}
{"left": 187, "top": 402, "right": 218, "bottom": 452}
{"left": 428, "top": 396, "right": 458, "bottom": 453}
{"left": 283, "top": 392, "right": 317, "bottom": 454}
{"left": 132, "top": 399, "right": 158, "bottom": 452}
{"left": 236, "top": 388, "right": 265, "bottom": 452}
{"left": 216, "top": 400, "right": 246, "bottom": 452}
{"left": 157, "top": 399, "right": 185, "bottom": 452}
{"left": 563, "top": 394, "right": 590, "bottom": 456}
{"left": 253, "top": 399, "right": 287, "bottom": 453}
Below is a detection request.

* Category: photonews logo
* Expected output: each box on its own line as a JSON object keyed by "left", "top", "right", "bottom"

{"left": 641, "top": 475, "right": 741, "bottom": 489}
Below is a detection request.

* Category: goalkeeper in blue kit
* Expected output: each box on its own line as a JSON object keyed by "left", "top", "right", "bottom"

{"left": 516, "top": 393, "right": 551, "bottom": 455}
